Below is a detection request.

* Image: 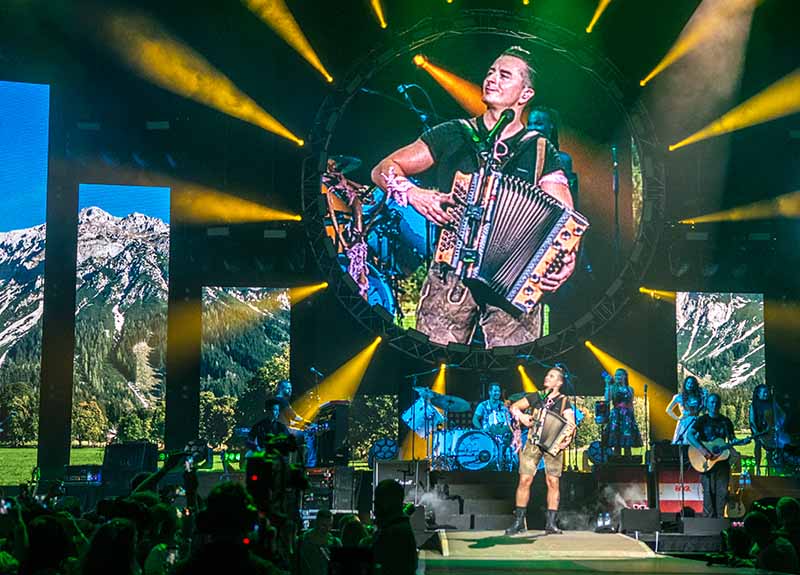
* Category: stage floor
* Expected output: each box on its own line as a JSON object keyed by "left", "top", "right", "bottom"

{"left": 419, "top": 530, "right": 759, "bottom": 574}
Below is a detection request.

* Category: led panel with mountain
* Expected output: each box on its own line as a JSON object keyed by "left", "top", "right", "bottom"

{"left": 72, "top": 184, "right": 170, "bottom": 448}
{"left": 200, "top": 287, "right": 290, "bottom": 447}
{"left": 676, "top": 292, "right": 765, "bottom": 430}
{"left": 0, "top": 80, "right": 50, "bottom": 449}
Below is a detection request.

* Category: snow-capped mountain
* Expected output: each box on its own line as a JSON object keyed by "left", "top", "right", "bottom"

{"left": 677, "top": 292, "right": 765, "bottom": 389}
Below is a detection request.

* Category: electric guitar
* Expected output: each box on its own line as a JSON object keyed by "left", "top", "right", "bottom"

{"left": 688, "top": 436, "right": 754, "bottom": 472}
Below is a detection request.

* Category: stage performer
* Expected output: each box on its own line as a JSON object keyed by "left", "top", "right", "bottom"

{"left": 686, "top": 393, "right": 737, "bottom": 518}
{"left": 666, "top": 375, "right": 706, "bottom": 445}
{"left": 472, "top": 382, "right": 511, "bottom": 430}
{"left": 505, "top": 367, "right": 576, "bottom": 535}
{"left": 246, "top": 397, "right": 290, "bottom": 452}
{"left": 527, "top": 106, "right": 578, "bottom": 207}
{"left": 603, "top": 368, "right": 642, "bottom": 457}
{"left": 371, "top": 46, "right": 576, "bottom": 348}
{"left": 274, "top": 379, "right": 310, "bottom": 428}
{"left": 749, "top": 384, "right": 787, "bottom": 475}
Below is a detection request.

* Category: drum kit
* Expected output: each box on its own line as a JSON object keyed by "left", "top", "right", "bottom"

{"left": 400, "top": 386, "right": 518, "bottom": 471}
{"left": 322, "top": 155, "right": 434, "bottom": 321}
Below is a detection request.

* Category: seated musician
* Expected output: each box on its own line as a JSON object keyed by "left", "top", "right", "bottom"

{"left": 247, "top": 397, "right": 291, "bottom": 453}
{"left": 749, "top": 383, "right": 787, "bottom": 475}
{"left": 505, "top": 367, "right": 576, "bottom": 535}
{"left": 472, "top": 382, "right": 510, "bottom": 431}
{"left": 275, "top": 379, "right": 311, "bottom": 429}
{"left": 371, "top": 46, "right": 576, "bottom": 348}
{"left": 686, "top": 393, "right": 736, "bottom": 518}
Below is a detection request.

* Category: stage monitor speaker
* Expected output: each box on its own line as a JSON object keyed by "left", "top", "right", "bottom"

{"left": 620, "top": 508, "right": 660, "bottom": 533}
{"left": 332, "top": 465, "right": 356, "bottom": 511}
{"left": 317, "top": 401, "right": 350, "bottom": 466}
{"left": 681, "top": 517, "right": 730, "bottom": 536}
{"left": 409, "top": 506, "right": 439, "bottom": 550}
{"left": 374, "top": 460, "right": 428, "bottom": 504}
{"left": 102, "top": 441, "right": 158, "bottom": 495}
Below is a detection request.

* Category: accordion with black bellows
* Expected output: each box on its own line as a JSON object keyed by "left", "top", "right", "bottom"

{"left": 435, "top": 169, "right": 589, "bottom": 315}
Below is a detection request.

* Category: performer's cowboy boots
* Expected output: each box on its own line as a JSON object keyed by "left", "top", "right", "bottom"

{"left": 505, "top": 507, "right": 528, "bottom": 536}
{"left": 545, "top": 509, "right": 563, "bottom": 534}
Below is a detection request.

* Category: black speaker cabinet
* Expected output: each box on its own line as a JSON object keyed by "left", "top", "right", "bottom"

{"left": 620, "top": 508, "right": 661, "bottom": 533}
{"left": 681, "top": 517, "right": 731, "bottom": 535}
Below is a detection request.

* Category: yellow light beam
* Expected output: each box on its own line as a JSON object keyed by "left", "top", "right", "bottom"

{"left": 243, "top": 0, "right": 333, "bottom": 83}
{"left": 414, "top": 54, "right": 486, "bottom": 117}
{"left": 173, "top": 184, "right": 301, "bottom": 224}
{"left": 639, "top": 286, "right": 677, "bottom": 304}
{"left": 670, "top": 70, "right": 800, "bottom": 150}
{"left": 294, "top": 336, "right": 382, "bottom": 421}
{"left": 517, "top": 365, "right": 538, "bottom": 393}
{"left": 680, "top": 190, "right": 800, "bottom": 224}
{"left": 641, "top": 0, "right": 760, "bottom": 86}
{"left": 584, "top": 340, "right": 675, "bottom": 441}
{"left": 400, "top": 363, "right": 446, "bottom": 460}
{"left": 432, "top": 364, "right": 447, "bottom": 395}
{"left": 103, "top": 11, "right": 304, "bottom": 146}
{"left": 289, "top": 282, "right": 329, "bottom": 304}
{"left": 586, "top": 0, "right": 612, "bottom": 34}
{"left": 370, "top": 0, "right": 388, "bottom": 29}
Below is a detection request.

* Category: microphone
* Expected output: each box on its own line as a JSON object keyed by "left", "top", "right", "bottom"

{"left": 309, "top": 367, "right": 325, "bottom": 378}
{"left": 483, "top": 109, "right": 515, "bottom": 148}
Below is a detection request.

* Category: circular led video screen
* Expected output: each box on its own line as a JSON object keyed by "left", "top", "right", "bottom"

{"left": 303, "top": 12, "right": 663, "bottom": 365}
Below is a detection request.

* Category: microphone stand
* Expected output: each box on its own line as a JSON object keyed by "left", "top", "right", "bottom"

{"left": 403, "top": 367, "right": 441, "bottom": 503}
{"left": 611, "top": 144, "right": 621, "bottom": 272}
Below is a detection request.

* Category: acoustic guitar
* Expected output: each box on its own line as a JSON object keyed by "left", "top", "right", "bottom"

{"left": 688, "top": 436, "right": 753, "bottom": 473}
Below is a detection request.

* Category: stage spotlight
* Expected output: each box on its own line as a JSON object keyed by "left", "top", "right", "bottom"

{"left": 370, "top": 0, "right": 388, "bottom": 29}
{"left": 517, "top": 365, "right": 537, "bottom": 393}
{"left": 102, "top": 11, "right": 304, "bottom": 145}
{"left": 432, "top": 363, "right": 447, "bottom": 395}
{"left": 670, "top": 70, "right": 800, "bottom": 150}
{"left": 638, "top": 286, "right": 677, "bottom": 303}
{"left": 414, "top": 55, "right": 485, "bottom": 117}
{"left": 294, "top": 336, "right": 382, "bottom": 421}
{"left": 584, "top": 341, "right": 674, "bottom": 440}
{"left": 242, "top": 0, "right": 333, "bottom": 83}
{"left": 680, "top": 190, "right": 800, "bottom": 224}
{"left": 173, "top": 184, "right": 301, "bottom": 224}
{"left": 289, "top": 282, "right": 328, "bottom": 304}
{"left": 586, "top": 0, "right": 613, "bottom": 34}
{"left": 640, "top": 0, "right": 759, "bottom": 87}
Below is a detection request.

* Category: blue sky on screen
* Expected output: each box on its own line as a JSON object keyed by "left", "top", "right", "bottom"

{"left": 0, "top": 80, "right": 50, "bottom": 233}
{"left": 79, "top": 184, "right": 171, "bottom": 224}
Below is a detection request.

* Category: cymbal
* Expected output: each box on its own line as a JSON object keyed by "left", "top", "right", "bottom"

{"left": 412, "top": 386, "right": 434, "bottom": 398}
{"left": 329, "top": 155, "right": 362, "bottom": 174}
{"left": 508, "top": 392, "right": 527, "bottom": 402}
{"left": 429, "top": 393, "right": 471, "bottom": 413}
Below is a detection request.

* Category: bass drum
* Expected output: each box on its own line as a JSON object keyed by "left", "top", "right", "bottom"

{"left": 337, "top": 254, "right": 396, "bottom": 316}
{"left": 455, "top": 431, "right": 499, "bottom": 471}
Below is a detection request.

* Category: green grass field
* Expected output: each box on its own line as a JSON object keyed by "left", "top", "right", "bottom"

{"left": 0, "top": 447, "right": 105, "bottom": 486}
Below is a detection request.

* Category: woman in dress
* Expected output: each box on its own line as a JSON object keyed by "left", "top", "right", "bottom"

{"left": 666, "top": 375, "right": 706, "bottom": 444}
{"left": 604, "top": 368, "right": 642, "bottom": 456}
{"left": 749, "top": 383, "right": 787, "bottom": 474}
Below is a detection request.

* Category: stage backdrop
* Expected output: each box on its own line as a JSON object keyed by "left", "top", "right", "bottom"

{"left": 676, "top": 292, "right": 766, "bottom": 431}
{"left": 72, "top": 184, "right": 170, "bottom": 452}
{"left": 200, "top": 287, "right": 290, "bottom": 448}
{"left": 0, "top": 80, "right": 49, "bottom": 456}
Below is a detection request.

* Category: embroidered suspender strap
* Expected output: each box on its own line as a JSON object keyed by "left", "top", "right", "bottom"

{"left": 560, "top": 395, "right": 567, "bottom": 414}
{"left": 534, "top": 137, "right": 547, "bottom": 184}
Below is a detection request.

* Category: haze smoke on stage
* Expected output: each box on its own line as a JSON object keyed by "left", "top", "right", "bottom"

{"left": 640, "top": 0, "right": 759, "bottom": 87}
{"left": 242, "top": 0, "right": 333, "bottom": 83}
{"left": 584, "top": 340, "right": 674, "bottom": 441}
{"left": 102, "top": 10, "right": 304, "bottom": 145}
{"left": 294, "top": 336, "right": 382, "bottom": 421}
{"left": 414, "top": 55, "right": 486, "bottom": 117}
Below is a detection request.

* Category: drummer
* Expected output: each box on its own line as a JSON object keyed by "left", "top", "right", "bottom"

{"left": 473, "top": 383, "right": 512, "bottom": 433}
